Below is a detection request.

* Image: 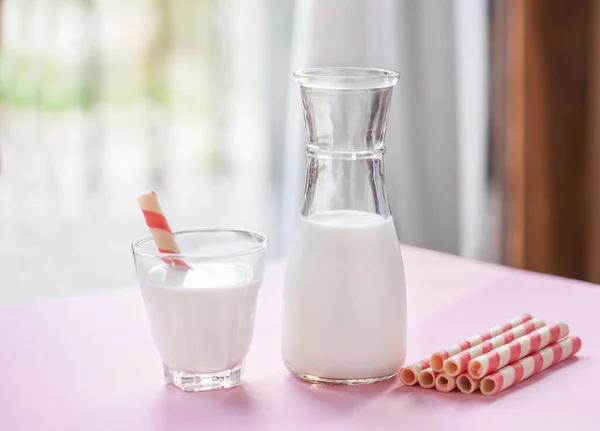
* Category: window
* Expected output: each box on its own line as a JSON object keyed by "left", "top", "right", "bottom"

{"left": 0, "top": 0, "right": 294, "bottom": 305}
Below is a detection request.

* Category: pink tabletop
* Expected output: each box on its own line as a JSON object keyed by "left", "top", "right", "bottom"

{"left": 1, "top": 246, "right": 598, "bottom": 430}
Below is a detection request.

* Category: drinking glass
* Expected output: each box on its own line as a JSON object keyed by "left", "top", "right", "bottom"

{"left": 132, "top": 229, "right": 267, "bottom": 391}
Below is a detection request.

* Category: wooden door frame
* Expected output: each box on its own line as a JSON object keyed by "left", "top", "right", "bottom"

{"left": 491, "top": 0, "right": 599, "bottom": 281}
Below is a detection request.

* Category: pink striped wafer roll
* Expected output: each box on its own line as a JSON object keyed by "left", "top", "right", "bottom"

{"left": 138, "top": 191, "right": 189, "bottom": 268}
{"left": 430, "top": 313, "right": 533, "bottom": 372}
{"left": 435, "top": 374, "right": 456, "bottom": 392}
{"left": 444, "top": 317, "right": 545, "bottom": 377}
{"left": 468, "top": 321, "right": 569, "bottom": 379}
{"left": 398, "top": 359, "right": 430, "bottom": 386}
{"left": 417, "top": 368, "right": 439, "bottom": 389}
{"left": 481, "top": 336, "right": 582, "bottom": 396}
{"left": 456, "top": 373, "right": 480, "bottom": 394}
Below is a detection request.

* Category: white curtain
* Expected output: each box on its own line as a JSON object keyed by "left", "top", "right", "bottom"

{"left": 282, "top": 0, "right": 489, "bottom": 259}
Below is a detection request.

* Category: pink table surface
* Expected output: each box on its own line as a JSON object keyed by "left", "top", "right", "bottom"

{"left": 1, "top": 246, "right": 598, "bottom": 431}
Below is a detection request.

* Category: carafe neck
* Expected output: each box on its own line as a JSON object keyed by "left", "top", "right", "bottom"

{"left": 301, "top": 150, "right": 391, "bottom": 218}
{"left": 300, "top": 86, "right": 394, "bottom": 154}
{"left": 295, "top": 67, "right": 399, "bottom": 219}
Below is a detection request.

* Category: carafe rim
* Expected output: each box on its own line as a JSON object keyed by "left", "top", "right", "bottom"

{"left": 294, "top": 67, "right": 399, "bottom": 90}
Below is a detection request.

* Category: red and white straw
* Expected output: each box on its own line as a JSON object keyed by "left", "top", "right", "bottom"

{"left": 398, "top": 359, "right": 430, "bottom": 386}
{"left": 430, "top": 313, "right": 533, "bottom": 372}
{"left": 137, "top": 191, "right": 189, "bottom": 268}
{"left": 480, "top": 336, "right": 582, "bottom": 396}
{"left": 443, "top": 318, "right": 545, "bottom": 377}
{"left": 469, "top": 321, "right": 569, "bottom": 379}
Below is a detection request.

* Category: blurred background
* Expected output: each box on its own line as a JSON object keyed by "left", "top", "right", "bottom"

{"left": 0, "top": 0, "right": 598, "bottom": 307}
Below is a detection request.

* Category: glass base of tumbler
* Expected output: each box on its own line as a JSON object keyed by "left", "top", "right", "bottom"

{"left": 163, "top": 363, "right": 243, "bottom": 391}
{"left": 285, "top": 362, "right": 396, "bottom": 385}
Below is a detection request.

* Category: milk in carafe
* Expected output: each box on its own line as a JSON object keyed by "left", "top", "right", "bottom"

{"left": 283, "top": 210, "right": 406, "bottom": 380}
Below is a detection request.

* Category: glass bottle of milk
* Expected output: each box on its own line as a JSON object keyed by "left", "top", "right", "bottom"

{"left": 282, "top": 68, "right": 407, "bottom": 385}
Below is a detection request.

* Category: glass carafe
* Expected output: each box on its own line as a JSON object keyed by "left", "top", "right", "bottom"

{"left": 282, "top": 67, "right": 407, "bottom": 385}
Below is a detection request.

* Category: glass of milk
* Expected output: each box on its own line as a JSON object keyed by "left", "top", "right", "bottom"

{"left": 132, "top": 229, "right": 267, "bottom": 391}
{"left": 282, "top": 68, "right": 407, "bottom": 384}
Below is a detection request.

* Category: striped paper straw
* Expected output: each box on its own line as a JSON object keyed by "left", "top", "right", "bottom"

{"left": 417, "top": 368, "right": 439, "bottom": 389}
{"left": 444, "top": 318, "right": 545, "bottom": 377}
{"left": 399, "top": 359, "right": 430, "bottom": 386}
{"left": 138, "top": 191, "right": 189, "bottom": 268}
{"left": 435, "top": 374, "right": 457, "bottom": 392}
{"left": 456, "top": 373, "right": 480, "bottom": 394}
{"left": 430, "top": 313, "right": 533, "bottom": 372}
{"left": 468, "top": 321, "right": 569, "bottom": 379}
{"left": 481, "top": 336, "right": 582, "bottom": 396}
